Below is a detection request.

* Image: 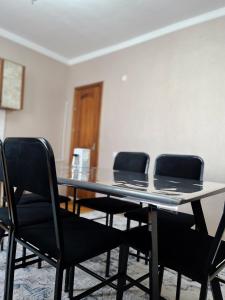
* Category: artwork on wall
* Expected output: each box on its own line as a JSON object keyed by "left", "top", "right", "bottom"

{"left": 0, "top": 58, "right": 25, "bottom": 110}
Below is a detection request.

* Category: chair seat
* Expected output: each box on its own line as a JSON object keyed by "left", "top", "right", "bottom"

{"left": 19, "top": 193, "right": 70, "bottom": 205}
{"left": 18, "top": 216, "right": 124, "bottom": 266}
{"left": 78, "top": 197, "right": 140, "bottom": 214}
{"left": 0, "top": 203, "right": 73, "bottom": 228}
{"left": 127, "top": 225, "right": 225, "bottom": 283}
{"left": 124, "top": 207, "right": 195, "bottom": 228}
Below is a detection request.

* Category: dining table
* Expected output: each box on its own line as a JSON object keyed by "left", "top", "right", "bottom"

{"left": 57, "top": 164, "right": 225, "bottom": 300}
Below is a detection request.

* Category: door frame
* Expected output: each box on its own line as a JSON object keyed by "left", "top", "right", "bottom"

{"left": 69, "top": 81, "right": 103, "bottom": 167}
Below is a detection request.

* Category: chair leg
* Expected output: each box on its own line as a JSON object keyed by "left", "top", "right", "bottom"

{"left": 136, "top": 221, "right": 142, "bottom": 262}
{"left": 126, "top": 218, "right": 131, "bottom": 230}
{"left": 69, "top": 267, "right": 75, "bottom": 299}
{"left": 37, "top": 258, "right": 42, "bottom": 269}
{"left": 0, "top": 237, "right": 4, "bottom": 251}
{"left": 158, "top": 265, "right": 164, "bottom": 293}
{"left": 77, "top": 203, "right": 81, "bottom": 216}
{"left": 211, "top": 278, "right": 223, "bottom": 300}
{"left": 72, "top": 200, "right": 76, "bottom": 214}
{"left": 106, "top": 213, "right": 109, "bottom": 226}
{"left": 199, "top": 282, "right": 208, "bottom": 300}
{"left": 105, "top": 214, "right": 113, "bottom": 277}
{"left": 0, "top": 227, "right": 5, "bottom": 251}
{"left": 65, "top": 201, "right": 68, "bottom": 211}
{"left": 22, "top": 246, "right": 26, "bottom": 267}
{"left": 175, "top": 272, "right": 182, "bottom": 300}
{"left": 72, "top": 188, "right": 77, "bottom": 214}
{"left": 54, "top": 263, "right": 64, "bottom": 300}
{"left": 64, "top": 268, "right": 70, "bottom": 293}
{"left": 3, "top": 229, "right": 12, "bottom": 300}
{"left": 116, "top": 244, "right": 129, "bottom": 300}
{"left": 4, "top": 233, "right": 17, "bottom": 300}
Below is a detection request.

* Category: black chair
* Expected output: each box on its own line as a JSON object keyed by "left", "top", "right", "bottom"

{"left": 125, "top": 154, "right": 204, "bottom": 230}
{"left": 3, "top": 138, "right": 126, "bottom": 300}
{"left": 0, "top": 163, "right": 70, "bottom": 254}
{"left": 125, "top": 206, "right": 225, "bottom": 300}
{"left": 0, "top": 191, "right": 70, "bottom": 252}
{"left": 77, "top": 151, "right": 150, "bottom": 276}
{"left": 124, "top": 154, "right": 204, "bottom": 296}
{"left": 0, "top": 140, "right": 76, "bottom": 289}
{"left": 18, "top": 193, "right": 70, "bottom": 210}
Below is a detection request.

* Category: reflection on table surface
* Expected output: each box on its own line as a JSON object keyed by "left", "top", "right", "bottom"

{"left": 57, "top": 163, "right": 225, "bottom": 207}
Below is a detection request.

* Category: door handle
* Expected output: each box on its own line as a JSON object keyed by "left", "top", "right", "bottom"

{"left": 91, "top": 143, "right": 96, "bottom": 151}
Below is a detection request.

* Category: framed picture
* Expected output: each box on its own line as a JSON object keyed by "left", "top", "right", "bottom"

{"left": 0, "top": 59, "right": 25, "bottom": 110}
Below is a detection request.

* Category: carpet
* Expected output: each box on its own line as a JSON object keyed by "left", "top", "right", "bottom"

{"left": 0, "top": 211, "right": 224, "bottom": 299}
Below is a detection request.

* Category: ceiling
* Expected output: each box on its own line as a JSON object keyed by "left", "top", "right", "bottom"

{"left": 0, "top": 0, "right": 225, "bottom": 65}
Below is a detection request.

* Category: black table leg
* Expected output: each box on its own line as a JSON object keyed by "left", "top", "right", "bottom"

{"left": 191, "top": 200, "right": 208, "bottom": 233}
{"left": 149, "top": 204, "right": 159, "bottom": 300}
{"left": 211, "top": 278, "right": 223, "bottom": 300}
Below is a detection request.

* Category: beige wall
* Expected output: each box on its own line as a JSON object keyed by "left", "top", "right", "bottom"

{"left": 0, "top": 36, "right": 69, "bottom": 160}
{"left": 1, "top": 16, "right": 225, "bottom": 234}
{"left": 66, "top": 16, "right": 225, "bottom": 234}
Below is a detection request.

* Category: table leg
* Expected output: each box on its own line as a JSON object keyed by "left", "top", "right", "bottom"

{"left": 149, "top": 205, "right": 159, "bottom": 300}
{"left": 191, "top": 200, "right": 208, "bottom": 233}
{"left": 211, "top": 278, "right": 223, "bottom": 300}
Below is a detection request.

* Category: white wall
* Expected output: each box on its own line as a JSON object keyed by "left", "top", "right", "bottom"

{"left": 0, "top": 36, "right": 69, "bottom": 160}
{"left": 1, "top": 16, "right": 225, "bottom": 235}
{"left": 0, "top": 110, "right": 6, "bottom": 141}
{"left": 66, "top": 16, "right": 225, "bottom": 234}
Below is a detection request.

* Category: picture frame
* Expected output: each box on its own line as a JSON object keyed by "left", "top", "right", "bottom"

{"left": 0, "top": 58, "right": 25, "bottom": 110}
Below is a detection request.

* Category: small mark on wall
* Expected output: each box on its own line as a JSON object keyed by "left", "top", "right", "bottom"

{"left": 121, "top": 74, "right": 128, "bottom": 82}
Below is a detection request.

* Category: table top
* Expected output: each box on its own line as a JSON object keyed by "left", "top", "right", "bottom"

{"left": 57, "top": 164, "right": 225, "bottom": 208}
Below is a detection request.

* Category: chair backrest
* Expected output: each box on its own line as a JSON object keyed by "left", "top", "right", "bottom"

{"left": 154, "top": 154, "right": 204, "bottom": 180}
{"left": 3, "top": 138, "right": 63, "bottom": 254}
{"left": 113, "top": 152, "right": 150, "bottom": 174}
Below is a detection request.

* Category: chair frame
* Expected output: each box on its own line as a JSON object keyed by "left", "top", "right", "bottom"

{"left": 77, "top": 151, "right": 150, "bottom": 277}
{"left": 166, "top": 203, "right": 225, "bottom": 300}
{"left": 0, "top": 141, "right": 44, "bottom": 297}
{"left": 155, "top": 153, "right": 206, "bottom": 299}
{"left": 125, "top": 153, "right": 206, "bottom": 299}
{"left": 2, "top": 138, "right": 126, "bottom": 300}
{"left": 118, "top": 202, "right": 225, "bottom": 300}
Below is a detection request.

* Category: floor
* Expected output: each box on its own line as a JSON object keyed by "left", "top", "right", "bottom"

{"left": 0, "top": 209, "right": 224, "bottom": 299}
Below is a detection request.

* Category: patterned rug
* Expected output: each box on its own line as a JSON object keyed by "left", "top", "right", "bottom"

{"left": 0, "top": 211, "right": 224, "bottom": 299}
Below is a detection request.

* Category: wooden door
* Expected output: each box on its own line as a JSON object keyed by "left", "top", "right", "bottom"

{"left": 69, "top": 82, "right": 103, "bottom": 198}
